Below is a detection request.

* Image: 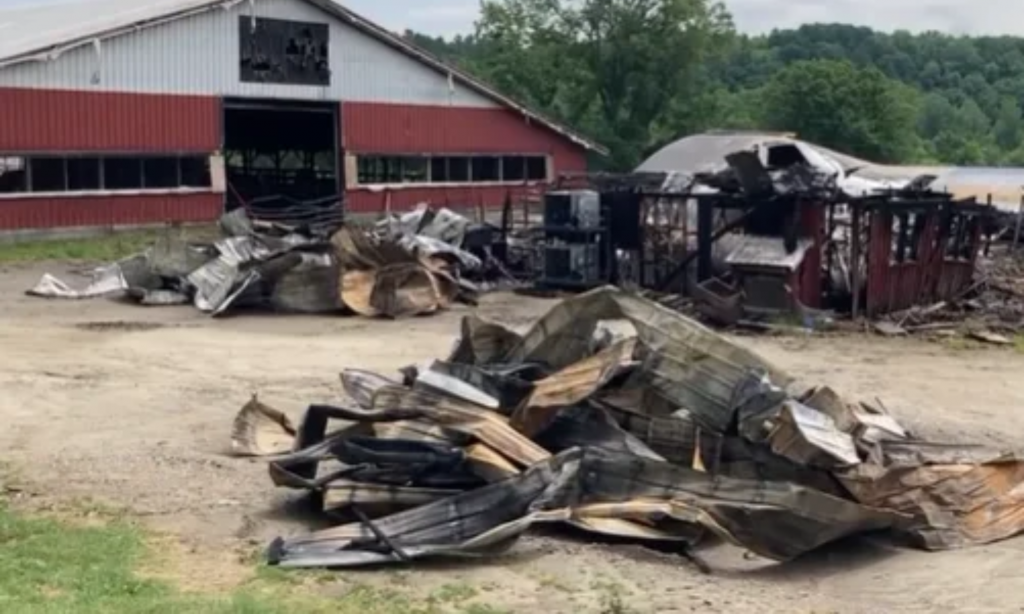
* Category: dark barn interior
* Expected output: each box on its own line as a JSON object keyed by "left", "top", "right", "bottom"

{"left": 222, "top": 99, "right": 340, "bottom": 213}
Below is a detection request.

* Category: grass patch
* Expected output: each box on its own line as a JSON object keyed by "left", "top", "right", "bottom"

{"left": 0, "top": 502, "right": 504, "bottom": 614}
{"left": 0, "top": 226, "right": 218, "bottom": 264}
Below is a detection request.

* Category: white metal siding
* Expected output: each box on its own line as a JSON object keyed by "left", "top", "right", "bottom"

{"left": 0, "top": 0, "right": 497, "bottom": 108}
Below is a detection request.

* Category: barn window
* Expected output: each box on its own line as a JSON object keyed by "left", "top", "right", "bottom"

{"left": 447, "top": 157, "right": 471, "bottom": 182}
{"left": 30, "top": 158, "right": 66, "bottom": 192}
{"left": 239, "top": 17, "right": 330, "bottom": 86}
{"left": 67, "top": 158, "right": 101, "bottom": 191}
{"left": 353, "top": 154, "right": 551, "bottom": 186}
{"left": 526, "top": 156, "right": 547, "bottom": 180}
{"left": 180, "top": 157, "right": 211, "bottom": 187}
{"left": 0, "top": 157, "right": 26, "bottom": 193}
{"left": 104, "top": 158, "right": 143, "bottom": 190}
{"left": 142, "top": 157, "right": 179, "bottom": 188}
{"left": 0, "top": 154, "right": 212, "bottom": 194}
{"left": 471, "top": 156, "right": 500, "bottom": 181}
{"left": 502, "top": 156, "right": 526, "bottom": 181}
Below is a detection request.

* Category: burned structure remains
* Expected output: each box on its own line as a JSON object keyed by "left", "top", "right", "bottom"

{"left": 232, "top": 287, "right": 1024, "bottom": 570}
{"left": 551, "top": 138, "right": 997, "bottom": 322}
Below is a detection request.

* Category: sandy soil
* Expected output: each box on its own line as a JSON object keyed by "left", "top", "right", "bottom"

{"left": 2, "top": 260, "right": 1024, "bottom": 613}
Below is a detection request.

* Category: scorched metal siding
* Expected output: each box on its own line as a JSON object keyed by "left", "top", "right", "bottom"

{"left": 0, "top": 0, "right": 497, "bottom": 108}
{"left": 0, "top": 193, "right": 222, "bottom": 230}
{"left": 0, "top": 88, "right": 219, "bottom": 152}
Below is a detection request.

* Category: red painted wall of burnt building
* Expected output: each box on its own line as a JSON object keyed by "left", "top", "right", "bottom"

{"left": 865, "top": 209, "right": 980, "bottom": 316}
{"left": 0, "top": 90, "right": 589, "bottom": 229}
{"left": 0, "top": 87, "right": 221, "bottom": 231}
{"left": 342, "top": 102, "right": 588, "bottom": 214}
{"left": 0, "top": 193, "right": 223, "bottom": 231}
{"left": 0, "top": 88, "right": 220, "bottom": 152}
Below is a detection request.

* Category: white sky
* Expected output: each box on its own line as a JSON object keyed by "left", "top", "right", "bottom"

{"left": 0, "top": 0, "right": 1017, "bottom": 37}
{"left": 342, "top": 0, "right": 1023, "bottom": 37}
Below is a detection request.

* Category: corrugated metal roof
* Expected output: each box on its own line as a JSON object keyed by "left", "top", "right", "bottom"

{"left": 640, "top": 132, "right": 1024, "bottom": 211}
{"left": 0, "top": 0, "right": 606, "bottom": 154}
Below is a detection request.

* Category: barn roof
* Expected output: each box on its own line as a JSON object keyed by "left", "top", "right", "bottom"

{"left": 0, "top": 0, "right": 606, "bottom": 154}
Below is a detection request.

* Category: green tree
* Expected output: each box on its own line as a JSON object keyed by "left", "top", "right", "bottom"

{"left": 761, "top": 60, "right": 920, "bottom": 162}
{"left": 993, "top": 97, "right": 1023, "bottom": 151}
{"left": 475, "top": 0, "right": 734, "bottom": 170}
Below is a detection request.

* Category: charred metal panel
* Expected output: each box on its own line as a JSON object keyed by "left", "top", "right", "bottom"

{"left": 0, "top": 193, "right": 222, "bottom": 230}
{"left": 0, "top": 88, "right": 219, "bottom": 152}
{"left": 0, "top": 0, "right": 497, "bottom": 107}
{"left": 238, "top": 16, "right": 330, "bottom": 86}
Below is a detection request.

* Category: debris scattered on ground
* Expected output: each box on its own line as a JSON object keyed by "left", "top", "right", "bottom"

{"left": 26, "top": 206, "right": 495, "bottom": 319}
{"left": 232, "top": 286, "right": 1024, "bottom": 571}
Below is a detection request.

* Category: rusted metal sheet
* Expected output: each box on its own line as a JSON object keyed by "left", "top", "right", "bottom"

{"left": 0, "top": 193, "right": 222, "bottom": 230}
{"left": 839, "top": 442, "right": 1024, "bottom": 550}
{"left": 511, "top": 338, "right": 638, "bottom": 437}
{"left": 332, "top": 226, "right": 461, "bottom": 318}
{"left": 0, "top": 88, "right": 219, "bottom": 152}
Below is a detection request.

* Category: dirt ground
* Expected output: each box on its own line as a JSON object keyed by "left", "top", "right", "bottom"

{"left": 2, "top": 260, "right": 1024, "bottom": 614}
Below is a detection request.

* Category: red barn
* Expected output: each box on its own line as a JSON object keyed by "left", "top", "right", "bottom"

{"left": 0, "top": 0, "right": 601, "bottom": 233}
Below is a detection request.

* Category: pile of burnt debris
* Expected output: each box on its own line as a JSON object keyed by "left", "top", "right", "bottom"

{"left": 232, "top": 287, "right": 1024, "bottom": 571}
{"left": 26, "top": 206, "right": 513, "bottom": 318}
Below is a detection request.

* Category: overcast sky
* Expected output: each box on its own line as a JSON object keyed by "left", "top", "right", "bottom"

{"left": 0, "top": 0, "right": 1017, "bottom": 37}
{"left": 341, "top": 0, "right": 1019, "bottom": 37}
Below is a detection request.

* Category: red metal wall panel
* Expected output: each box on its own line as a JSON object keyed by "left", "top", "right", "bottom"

{"left": 798, "top": 203, "right": 825, "bottom": 308}
{"left": 864, "top": 210, "right": 980, "bottom": 316}
{"left": 0, "top": 88, "right": 219, "bottom": 152}
{"left": 0, "top": 193, "right": 222, "bottom": 230}
{"left": 341, "top": 102, "right": 587, "bottom": 165}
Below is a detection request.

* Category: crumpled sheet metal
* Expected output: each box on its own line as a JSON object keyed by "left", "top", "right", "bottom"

{"left": 447, "top": 315, "right": 524, "bottom": 366}
{"left": 511, "top": 338, "right": 638, "bottom": 437}
{"left": 269, "top": 253, "right": 342, "bottom": 314}
{"left": 249, "top": 287, "right": 1024, "bottom": 573}
{"left": 333, "top": 227, "right": 461, "bottom": 319}
{"left": 230, "top": 396, "right": 297, "bottom": 457}
{"left": 369, "top": 384, "right": 551, "bottom": 468}
{"left": 504, "top": 287, "right": 793, "bottom": 433}
{"left": 27, "top": 254, "right": 154, "bottom": 300}
{"left": 28, "top": 270, "right": 127, "bottom": 299}
{"left": 269, "top": 447, "right": 900, "bottom": 568}
{"left": 767, "top": 400, "right": 861, "bottom": 469}
{"left": 838, "top": 442, "right": 1024, "bottom": 550}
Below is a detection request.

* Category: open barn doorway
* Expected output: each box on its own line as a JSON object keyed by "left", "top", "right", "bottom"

{"left": 222, "top": 98, "right": 342, "bottom": 223}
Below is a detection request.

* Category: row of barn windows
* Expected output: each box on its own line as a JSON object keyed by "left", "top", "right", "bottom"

{"left": 355, "top": 154, "right": 549, "bottom": 185}
{"left": 0, "top": 155, "right": 211, "bottom": 194}
{"left": 888, "top": 211, "right": 979, "bottom": 264}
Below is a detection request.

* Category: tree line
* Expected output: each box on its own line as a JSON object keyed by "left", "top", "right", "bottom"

{"left": 403, "top": 0, "right": 1024, "bottom": 171}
